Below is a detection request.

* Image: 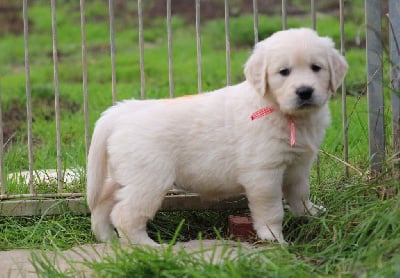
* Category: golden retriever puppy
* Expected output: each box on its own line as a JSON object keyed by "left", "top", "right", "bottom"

{"left": 87, "top": 28, "right": 348, "bottom": 245}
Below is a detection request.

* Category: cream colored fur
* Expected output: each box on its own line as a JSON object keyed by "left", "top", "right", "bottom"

{"left": 87, "top": 28, "right": 348, "bottom": 245}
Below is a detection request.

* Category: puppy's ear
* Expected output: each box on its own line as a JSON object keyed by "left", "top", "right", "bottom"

{"left": 324, "top": 38, "right": 348, "bottom": 92}
{"left": 244, "top": 41, "right": 269, "bottom": 96}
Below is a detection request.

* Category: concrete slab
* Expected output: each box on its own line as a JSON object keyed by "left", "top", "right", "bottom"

{"left": 0, "top": 240, "right": 253, "bottom": 277}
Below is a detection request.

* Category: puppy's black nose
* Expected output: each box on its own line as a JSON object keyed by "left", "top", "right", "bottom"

{"left": 296, "top": 86, "right": 314, "bottom": 100}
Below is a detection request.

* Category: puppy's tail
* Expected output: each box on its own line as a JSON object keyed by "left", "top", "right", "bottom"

{"left": 87, "top": 115, "right": 116, "bottom": 241}
{"left": 87, "top": 115, "right": 109, "bottom": 211}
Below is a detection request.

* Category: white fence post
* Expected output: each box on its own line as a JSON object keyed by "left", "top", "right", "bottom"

{"left": 108, "top": 0, "right": 117, "bottom": 104}
{"left": 138, "top": 0, "right": 146, "bottom": 99}
{"left": 167, "top": 0, "right": 174, "bottom": 98}
{"left": 253, "top": 0, "right": 259, "bottom": 44}
{"left": 340, "top": 0, "right": 349, "bottom": 177}
{"left": 281, "top": 0, "right": 287, "bottom": 29}
{"left": 311, "top": 0, "right": 316, "bottom": 30}
{"left": 224, "top": 0, "right": 231, "bottom": 86}
{"left": 80, "top": 0, "right": 90, "bottom": 163}
{"left": 23, "top": 0, "right": 35, "bottom": 194}
{"left": 196, "top": 0, "right": 202, "bottom": 93}
{"left": 50, "top": 0, "right": 63, "bottom": 192}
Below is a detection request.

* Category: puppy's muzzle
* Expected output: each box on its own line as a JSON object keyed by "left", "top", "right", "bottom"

{"left": 296, "top": 86, "right": 315, "bottom": 109}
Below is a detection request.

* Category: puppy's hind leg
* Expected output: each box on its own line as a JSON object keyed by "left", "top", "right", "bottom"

{"left": 91, "top": 199, "right": 115, "bottom": 242}
{"left": 91, "top": 179, "right": 119, "bottom": 242}
{"left": 110, "top": 175, "right": 174, "bottom": 246}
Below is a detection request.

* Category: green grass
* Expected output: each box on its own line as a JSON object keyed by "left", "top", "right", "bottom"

{"left": 21, "top": 178, "right": 400, "bottom": 277}
{"left": 0, "top": 213, "right": 95, "bottom": 250}
{"left": 1, "top": 0, "right": 399, "bottom": 277}
{"left": 30, "top": 226, "right": 314, "bottom": 278}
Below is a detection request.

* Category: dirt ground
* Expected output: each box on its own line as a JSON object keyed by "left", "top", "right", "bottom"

{"left": 0, "top": 240, "right": 251, "bottom": 277}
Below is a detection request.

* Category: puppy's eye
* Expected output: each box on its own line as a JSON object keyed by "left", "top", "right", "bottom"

{"left": 279, "top": 68, "right": 291, "bottom": 77}
{"left": 311, "top": 64, "right": 321, "bottom": 72}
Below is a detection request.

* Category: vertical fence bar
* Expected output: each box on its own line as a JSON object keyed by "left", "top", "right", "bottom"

{"left": 281, "top": 0, "right": 287, "bottom": 30}
{"left": 23, "top": 0, "right": 34, "bottom": 193}
{"left": 365, "top": 0, "right": 385, "bottom": 173}
{"left": 22, "top": 0, "right": 35, "bottom": 194}
{"left": 0, "top": 81, "right": 4, "bottom": 196}
{"left": 224, "top": 0, "right": 231, "bottom": 86}
{"left": 50, "top": 0, "right": 63, "bottom": 192}
{"left": 166, "top": 0, "right": 174, "bottom": 98}
{"left": 340, "top": 0, "right": 349, "bottom": 177}
{"left": 311, "top": 0, "right": 316, "bottom": 30}
{"left": 310, "top": 0, "right": 321, "bottom": 183}
{"left": 109, "top": 0, "right": 117, "bottom": 104}
{"left": 389, "top": 0, "right": 400, "bottom": 164}
{"left": 138, "top": 0, "right": 146, "bottom": 99}
{"left": 253, "top": 0, "right": 259, "bottom": 44}
{"left": 80, "top": 0, "right": 90, "bottom": 162}
{"left": 195, "top": 0, "right": 202, "bottom": 94}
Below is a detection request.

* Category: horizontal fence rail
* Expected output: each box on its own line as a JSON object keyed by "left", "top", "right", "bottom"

{"left": 0, "top": 0, "right": 399, "bottom": 216}
{"left": 0, "top": 192, "right": 248, "bottom": 217}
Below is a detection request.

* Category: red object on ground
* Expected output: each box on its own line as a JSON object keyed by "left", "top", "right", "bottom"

{"left": 228, "top": 215, "right": 256, "bottom": 239}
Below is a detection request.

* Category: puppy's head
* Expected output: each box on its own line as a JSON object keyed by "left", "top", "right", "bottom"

{"left": 244, "top": 28, "right": 348, "bottom": 114}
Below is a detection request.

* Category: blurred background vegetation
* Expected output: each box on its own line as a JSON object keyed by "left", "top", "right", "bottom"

{"left": 0, "top": 0, "right": 392, "bottom": 190}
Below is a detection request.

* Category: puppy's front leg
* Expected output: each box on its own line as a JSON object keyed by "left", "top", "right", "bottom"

{"left": 242, "top": 169, "right": 286, "bottom": 244}
{"left": 283, "top": 160, "right": 325, "bottom": 216}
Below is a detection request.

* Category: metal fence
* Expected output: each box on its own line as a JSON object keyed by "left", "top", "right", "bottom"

{"left": 0, "top": 0, "right": 399, "bottom": 216}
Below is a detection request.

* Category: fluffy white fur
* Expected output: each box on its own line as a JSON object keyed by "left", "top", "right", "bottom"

{"left": 87, "top": 28, "right": 348, "bottom": 245}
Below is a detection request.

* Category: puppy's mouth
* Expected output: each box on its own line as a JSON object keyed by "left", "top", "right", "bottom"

{"left": 293, "top": 86, "right": 319, "bottom": 110}
{"left": 297, "top": 100, "right": 317, "bottom": 110}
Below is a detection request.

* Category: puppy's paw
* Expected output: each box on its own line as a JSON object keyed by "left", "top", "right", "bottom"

{"left": 119, "top": 230, "right": 161, "bottom": 247}
{"left": 288, "top": 200, "right": 326, "bottom": 216}
{"left": 256, "top": 225, "right": 287, "bottom": 245}
{"left": 306, "top": 202, "right": 326, "bottom": 216}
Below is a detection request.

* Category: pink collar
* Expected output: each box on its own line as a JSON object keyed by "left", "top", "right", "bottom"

{"left": 250, "top": 107, "right": 296, "bottom": 147}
